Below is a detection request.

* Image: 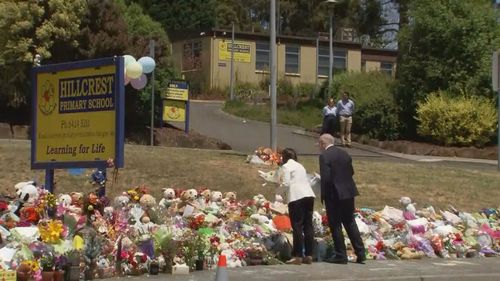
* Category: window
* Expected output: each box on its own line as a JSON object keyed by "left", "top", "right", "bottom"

{"left": 380, "top": 62, "right": 393, "bottom": 76}
{"left": 255, "top": 42, "right": 270, "bottom": 71}
{"left": 285, "top": 45, "right": 300, "bottom": 74}
{"left": 318, "top": 47, "right": 347, "bottom": 76}
{"left": 182, "top": 40, "right": 202, "bottom": 71}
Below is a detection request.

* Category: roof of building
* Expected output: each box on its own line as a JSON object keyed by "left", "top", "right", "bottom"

{"left": 170, "top": 28, "right": 398, "bottom": 55}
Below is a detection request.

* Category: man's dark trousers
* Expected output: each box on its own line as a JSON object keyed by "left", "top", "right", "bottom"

{"left": 325, "top": 198, "right": 365, "bottom": 260}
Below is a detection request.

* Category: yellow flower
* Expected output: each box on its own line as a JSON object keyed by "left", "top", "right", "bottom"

{"left": 38, "top": 220, "right": 64, "bottom": 243}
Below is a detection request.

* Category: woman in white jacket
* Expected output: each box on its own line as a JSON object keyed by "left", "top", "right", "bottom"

{"left": 278, "top": 148, "right": 316, "bottom": 265}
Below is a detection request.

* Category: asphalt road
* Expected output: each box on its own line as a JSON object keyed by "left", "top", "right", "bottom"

{"left": 185, "top": 101, "right": 380, "bottom": 158}
{"left": 180, "top": 101, "right": 498, "bottom": 171}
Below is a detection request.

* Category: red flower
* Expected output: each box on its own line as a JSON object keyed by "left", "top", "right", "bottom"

{"left": 321, "top": 214, "right": 329, "bottom": 226}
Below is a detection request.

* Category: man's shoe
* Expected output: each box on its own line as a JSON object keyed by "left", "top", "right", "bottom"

{"left": 302, "top": 256, "right": 313, "bottom": 264}
{"left": 346, "top": 144, "right": 352, "bottom": 148}
{"left": 325, "top": 256, "right": 348, "bottom": 264}
{"left": 356, "top": 256, "right": 366, "bottom": 264}
{"left": 285, "top": 257, "right": 302, "bottom": 265}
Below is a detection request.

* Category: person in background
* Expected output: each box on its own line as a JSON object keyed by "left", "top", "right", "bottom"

{"left": 277, "top": 148, "right": 316, "bottom": 265}
{"left": 321, "top": 98, "right": 337, "bottom": 136}
{"left": 336, "top": 92, "right": 355, "bottom": 147}
{"left": 318, "top": 134, "right": 366, "bottom": 265}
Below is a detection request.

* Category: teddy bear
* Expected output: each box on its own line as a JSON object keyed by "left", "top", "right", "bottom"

{"left": 113, "top": 193, "right": 130, "bottom": 210}
{"left": 139, "top": 194, "right": 157, "bottom": 210}
{"left": 97, "top": 255, "right": 110, "bottom": 269}
{"left": 223, "top": 192, "right": 237, "bottom": 202}
{"left": 57, "top": 194, "right": 72, "bottom": 207}
{"left": 393, "top": 241, "right": 424, "bottom": 260}
{"left": 70, "top": 192, "right": 84, "bottom": 207}
{"left": 210, "top": 191, "right": 223, "bottom": 204}
{"left": 158, "top": 188, "right": 177, "bottom": 209}
{"left": 197, "top": 188, "right": 211, "bottom": 209}
{"left": 399, "top": 197, "right": 417, "bottom": 220}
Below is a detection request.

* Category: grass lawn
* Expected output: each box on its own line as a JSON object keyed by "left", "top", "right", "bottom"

{"left": 1, "top": 140, "right": 499, "bottom": 212}
{"left": 223, "top": 100, "right": 323, "bottom": 130}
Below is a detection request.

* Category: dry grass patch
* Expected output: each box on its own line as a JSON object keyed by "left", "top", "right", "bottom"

{"left": 1, "top": 141, "right": 499, "bottom": 212}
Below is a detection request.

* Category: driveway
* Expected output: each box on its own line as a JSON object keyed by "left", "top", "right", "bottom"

{"left": 186, "top": 101, "right": 381, "bottom": 158}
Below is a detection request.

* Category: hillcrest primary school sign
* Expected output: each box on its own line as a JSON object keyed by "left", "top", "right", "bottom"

{"left": 31, "top": 57, "right": 125, "bottom": 179}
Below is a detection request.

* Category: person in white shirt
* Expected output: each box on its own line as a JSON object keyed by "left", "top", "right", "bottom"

{"left": 321, "top": 98, "right": 337, "bottom": 136}
{"left": 278, "top": 148, "right": 316, "bottom": 265}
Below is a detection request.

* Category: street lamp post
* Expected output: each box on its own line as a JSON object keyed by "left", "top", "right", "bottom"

{"left": 324, "top": 0, "right": 338, "bottom": 98}
{"left": 270, "top": 0, "right": 278, "bottom": 151}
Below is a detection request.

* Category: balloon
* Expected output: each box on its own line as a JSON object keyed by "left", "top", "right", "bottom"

{"left": 131, "top": 74, "right": 147, "bottom": 90}
{"left": 123, "top": 55, "right": 136, "bottom": 67}
{"left": 124, "top": 75, "right": 131, "bottom": 85}
{"left": 138, "top": 56, "right": 156, "bottom": 74}
{"left": 126, "top": 62, "right": 143, "bottom": 79}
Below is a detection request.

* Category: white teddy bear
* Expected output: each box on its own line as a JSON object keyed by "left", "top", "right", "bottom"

{"left": 159, "top": 188, "right": 176, "bottom": 208}
{"left": 399, "top": 196, "right": 417, "bottom": 220}
{"left": 57, "top": 194, "right": 72, "bottom": 207}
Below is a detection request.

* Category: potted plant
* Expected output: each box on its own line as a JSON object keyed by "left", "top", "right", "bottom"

{"left": 54, "top": 256, "right": 67, "bottom": 281}
{"left": 83, "top": 235, "right": 103, "bottom": 280}
{"left": 64, "top": 250, "right": 81, "bottom": 281}
{"left": 194, "top": 233, "right": 207, "bottom": 271}
{"left": 153, "top": 227, "right": 176, "bottom": 274}
{"left": 148, "top": 259, "right": 159, "bottom": 275}
{"left": 40, "top": 255, "right": 55, "bottom": 281}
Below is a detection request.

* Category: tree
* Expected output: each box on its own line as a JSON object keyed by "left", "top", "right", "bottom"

{"left": 132, "top": 0, "right": 217, "bottom": 35}
{"left": 0, "top": 0, "right": 87, "bottom": 123}
{"left": 396, "top": 0, "right": 500, "bottom": 138}
{"left": 76, "top": 0, "right": 129, "bottom": 60}
{"left": 116, "top": 0, "right": 175, "bottom": 133}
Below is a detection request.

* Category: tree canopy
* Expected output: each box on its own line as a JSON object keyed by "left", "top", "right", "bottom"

{"left": 396, "top": 0, "right": 500, "bottom": 136}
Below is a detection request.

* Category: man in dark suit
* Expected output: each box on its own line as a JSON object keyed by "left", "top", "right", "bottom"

{"left": 318, "top": 134, "right": 366, "bottom": 264}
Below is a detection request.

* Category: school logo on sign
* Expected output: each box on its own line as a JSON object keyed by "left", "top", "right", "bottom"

{"left": 39, "top": 80, "right": 57, "bottom": 116}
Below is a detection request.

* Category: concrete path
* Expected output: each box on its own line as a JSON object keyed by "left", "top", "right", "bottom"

{"left": 125, "top": 258, "right": 500, "bottom": 281}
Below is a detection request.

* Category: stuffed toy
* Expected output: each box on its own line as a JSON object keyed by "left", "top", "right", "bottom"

{"left": 113, "top": 193, "right": 130, "bottom": 209}
{"left": 159, "top": 188, "right": 176, "bottom": 208}
{"left": 57, "top": 194, "right": 72, "bottom": 207}
{"left": 97, "top": 255, "right": 110, "bottom": 269}
{"left": 393, "top": 241, "right": 424, "bottom": 260}
{"left": 197, "top": 189, "right": 211, "bottom": 208}
{"left": 70, "top": 192, "right": 84, "bottom": 207}
{"left": 13, "top": 184, "right": 39, "bottom": 216}
{"left": 399, "top": 197, "right": 417, "bottom": 220}
{"left": 223, "top": 192, "right": 237, "bottom": 202}
{"left": 14, "top": 181, "right": 36, "bottom": 197}
{"left": 139, "top": 194, "right": 157, "bottom": 210}
{"left": 270, "top": 194, "right": 287, "bottom": 215}
{"left": 210, "top": 191, "right": 223, "bottom": 204}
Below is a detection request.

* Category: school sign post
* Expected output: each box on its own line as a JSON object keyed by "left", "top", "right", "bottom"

{"left": 31, "top": 57, "right": 125, "bottom": 192}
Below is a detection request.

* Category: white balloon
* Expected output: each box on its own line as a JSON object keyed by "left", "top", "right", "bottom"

{"left": 126, "top": 62, "right": 143, "bottom": 79}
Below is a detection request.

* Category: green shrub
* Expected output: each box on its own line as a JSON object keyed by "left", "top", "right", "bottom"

{"left": 330, "top": 72, "right": 400, "bottom": 140}
{"left": 416, "top": 92, "right": 497, "bottom": 147}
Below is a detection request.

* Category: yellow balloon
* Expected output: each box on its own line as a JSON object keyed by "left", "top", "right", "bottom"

{"left": 126, "top": 61, "right": 143, "bottom": 79}
{"left": 73, "top": 235, "right": 84, "bottom": 250}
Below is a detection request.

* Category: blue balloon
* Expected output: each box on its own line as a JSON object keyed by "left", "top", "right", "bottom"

{"left": 138, "top": 56, "right": 156, "bottom": 74}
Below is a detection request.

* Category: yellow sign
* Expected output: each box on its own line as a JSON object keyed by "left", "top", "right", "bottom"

{"left": 164, "top": 81, "right": 189, "bottom": 101}
{"left": 163, "top": 100, "right": 186, "bottom": 122}
{"left": 34, "top": 64, "right": 118, "bottom": 164}
{"left": 218, "top": 41, "right": 251, "bottom": 63}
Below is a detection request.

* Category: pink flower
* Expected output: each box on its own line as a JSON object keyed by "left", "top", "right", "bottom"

{"left": 33, "top": 269, "right": 42, "bottom": 281}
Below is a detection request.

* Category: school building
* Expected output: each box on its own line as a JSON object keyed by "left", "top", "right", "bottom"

{"left": 171, "top": 28, "right": 398, "bottom": 90}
